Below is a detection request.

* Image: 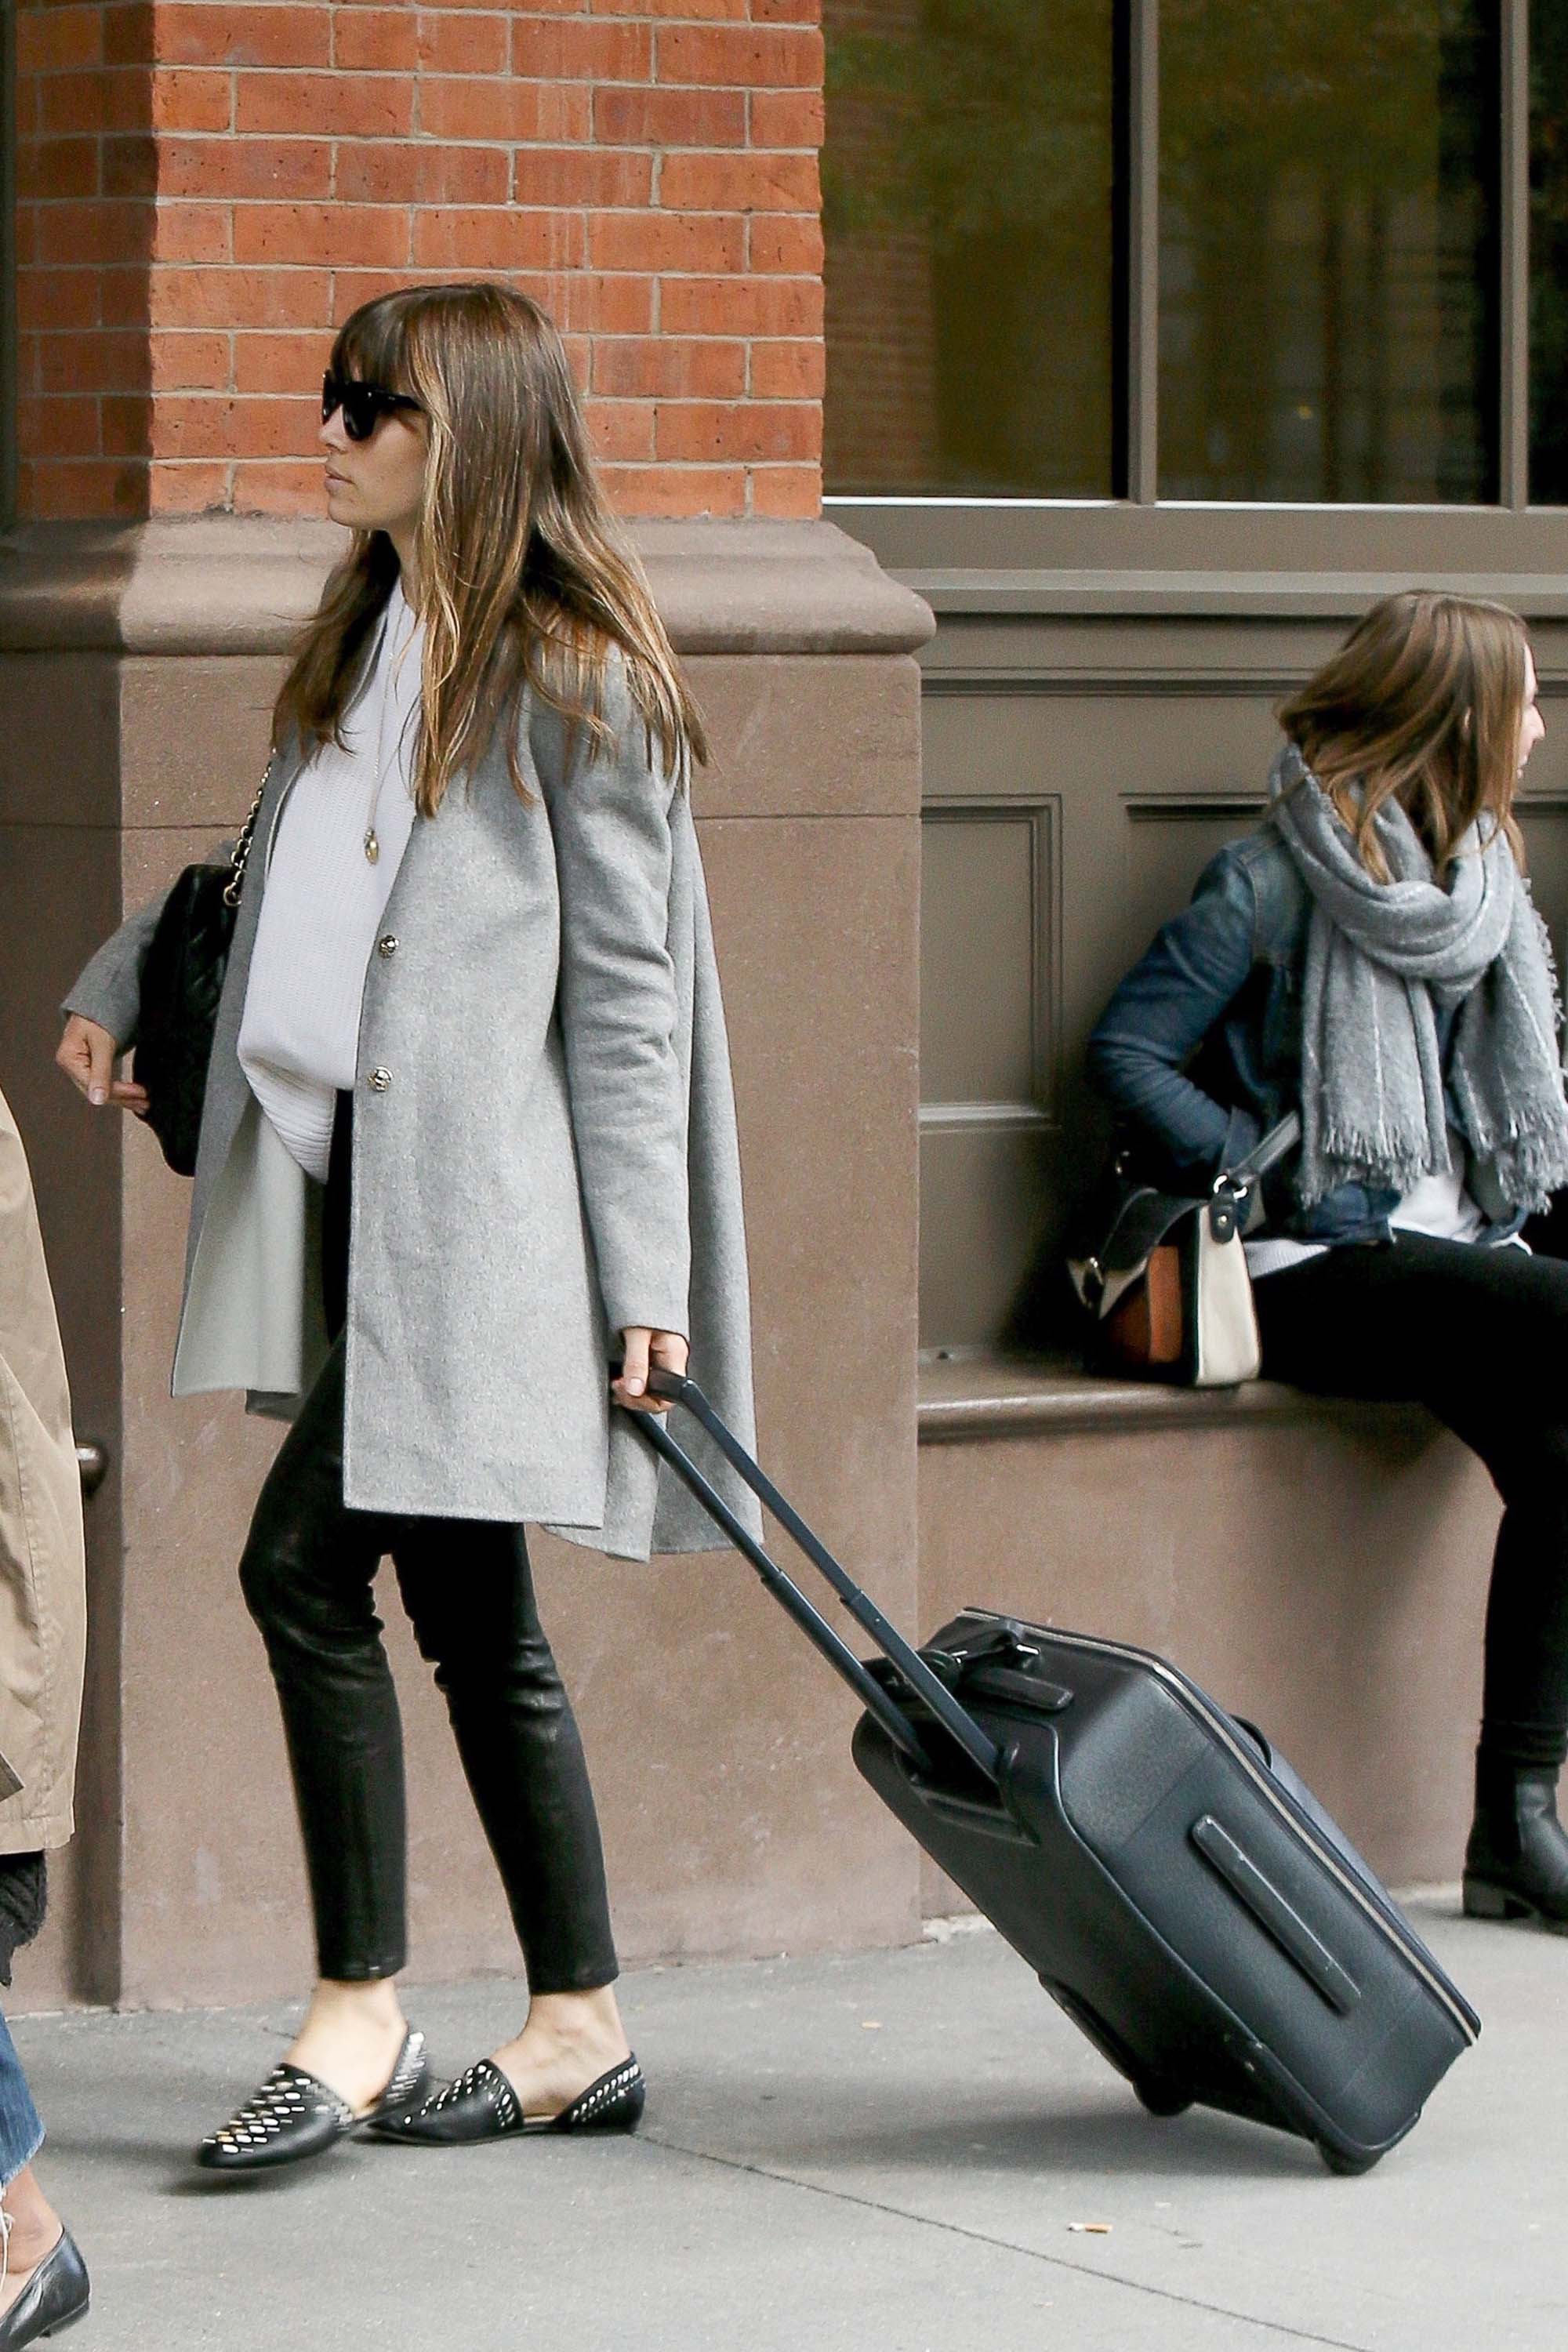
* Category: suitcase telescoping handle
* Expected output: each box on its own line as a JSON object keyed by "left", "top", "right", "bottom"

{"left": 624, "top": 1370, "right": 1001, "bottom": 1785}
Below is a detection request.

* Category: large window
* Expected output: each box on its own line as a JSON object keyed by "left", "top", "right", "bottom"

{"left": 822, "top": 1, "right": 1116, "bottom": 496}
{"left": 825, "top": 1, "right": 1559, "bottom": 506}
{"left": 1530, "top": 0, "right": 1568, "bottom": 502}
{"left": 1161, "top": 2, "right": 1497, "bottom": 503}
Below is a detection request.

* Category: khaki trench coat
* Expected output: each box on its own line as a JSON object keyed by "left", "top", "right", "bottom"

{"left": 0, "top": 1087, "right": 85, "bottom": 1852}
{"left": 66, "top": 655, "right": 760, "bottom": 1560}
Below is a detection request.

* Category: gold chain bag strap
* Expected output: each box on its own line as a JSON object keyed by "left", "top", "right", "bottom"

{"left": 133, "top": 754, "right": 277, "bottom": 1177}
{"left": 223, "top": 761, "right": 272, "bottom": 906}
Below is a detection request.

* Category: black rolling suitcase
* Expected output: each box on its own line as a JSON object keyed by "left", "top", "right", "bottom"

{"left": 631, "top": 1372, "right": 1479, "bottom": 2174}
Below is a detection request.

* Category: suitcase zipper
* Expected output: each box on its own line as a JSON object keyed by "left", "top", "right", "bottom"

{"left": 960, "top": 1610, "right": 1479, "bottom": 2043}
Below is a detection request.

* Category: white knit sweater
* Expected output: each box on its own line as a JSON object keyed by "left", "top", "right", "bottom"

{"left": 238, "top": 583, "right": 423, "bottom": 1181}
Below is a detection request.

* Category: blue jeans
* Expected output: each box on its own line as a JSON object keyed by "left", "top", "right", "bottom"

{"left": 0, "top": 2010, "right": 43, "bottom": 2189}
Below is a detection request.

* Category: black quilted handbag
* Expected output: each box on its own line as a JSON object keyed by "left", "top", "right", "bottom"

{"left": 133, "top": 760, "right": 272, "bottom": 1177}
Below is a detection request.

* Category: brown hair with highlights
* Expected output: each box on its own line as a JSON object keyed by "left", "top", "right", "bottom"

{"left": 274, "top": 281, "right": 706, "bottom": 810}
{"left": 1277, "top": 589, "right": 1531, "bottom": 882}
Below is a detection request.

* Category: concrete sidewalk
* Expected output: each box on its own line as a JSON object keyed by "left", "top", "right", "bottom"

{"left": 10, "top": 1895, "right": 1566, "bottom": 2351}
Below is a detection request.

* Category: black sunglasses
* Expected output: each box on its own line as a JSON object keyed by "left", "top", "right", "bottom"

{"left": 321, "top": 372, "right": 422, "bottom": 442}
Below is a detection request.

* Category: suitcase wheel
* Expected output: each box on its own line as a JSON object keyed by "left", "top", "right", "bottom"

{"left": 1132, "top": 2078, "right": 1192, "bottom": 2119}
{"left": 1317, "top": 2140, "right": 1381, "bottom": 2177}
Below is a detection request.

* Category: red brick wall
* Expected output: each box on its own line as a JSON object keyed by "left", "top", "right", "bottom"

{"left": 15, "top": 0, "right": 826, "bottom": 521}
{"left": 14, "top": 1, "right": 156, "bottom": 519}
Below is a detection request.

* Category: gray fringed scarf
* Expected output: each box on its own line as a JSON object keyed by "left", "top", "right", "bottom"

{"left": 1269, "top": 743, "right": 1568, "bottom": 1214}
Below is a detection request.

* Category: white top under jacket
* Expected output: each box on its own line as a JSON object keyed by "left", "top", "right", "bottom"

{"left": 237, "top": 580, "right": 423, "bottom": 1181}
{"left": 1244, "top": 1131, "right": 1489, "bottom": 1279}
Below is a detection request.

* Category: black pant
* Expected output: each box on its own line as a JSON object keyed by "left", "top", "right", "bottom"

{"left": 236, "top": 1096, "right": 618, "bottom": 1989}
{"left": 1255, "top": 1235, "right": 1568, "bottom": 1770}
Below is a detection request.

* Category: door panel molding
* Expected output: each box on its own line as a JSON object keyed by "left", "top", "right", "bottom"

{"left": 921, "top": 797, "right": 1059, "bottom": 1123}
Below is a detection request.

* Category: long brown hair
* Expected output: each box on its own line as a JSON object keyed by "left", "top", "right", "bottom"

{"left": 1277, "top": 590, "right": 1530, "bottom": 881}
{"left": 274, "top": 281, "right": 706, "bottom": 810}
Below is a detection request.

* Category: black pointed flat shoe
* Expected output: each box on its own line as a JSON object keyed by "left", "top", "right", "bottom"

{"left": 194, "top": 2027, "right": 431, "bottom": 2172}
{"left": 370, "top": 2053, "right": 645, "bottom": 2146}
{"left": 0, "top": 2227, "right": 89, "bottom": 2347}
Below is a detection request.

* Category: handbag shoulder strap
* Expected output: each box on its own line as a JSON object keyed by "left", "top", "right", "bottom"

{"left": 1222, "top": 1111, "right": 1301, "bottom": 1189}
{"left": 222, "top": 754, "right": 277, "bottom": 909}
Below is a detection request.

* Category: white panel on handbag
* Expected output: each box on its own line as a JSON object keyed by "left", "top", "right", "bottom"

{"left": 1192, "top": 1209, "right": 1262, "bottom": 1387}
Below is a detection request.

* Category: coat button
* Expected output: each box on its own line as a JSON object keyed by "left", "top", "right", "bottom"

{"left": 376, "top": 934, "right": 398, "bottom": 958}
{"left": 367, "top": 1068, "right": 392, "bottom": 1093}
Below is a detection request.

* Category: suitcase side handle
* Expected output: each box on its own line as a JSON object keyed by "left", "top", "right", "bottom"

{"left": 1192, "top": 1816, "right": 1362, "bottom": 2016}
{"left": 630, "top": 1371, "right": 1001, "bottom": 1786}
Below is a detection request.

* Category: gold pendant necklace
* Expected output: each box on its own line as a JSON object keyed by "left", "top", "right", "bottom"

{"left": 363, "top": 600, "right": 408, "bottom": 865}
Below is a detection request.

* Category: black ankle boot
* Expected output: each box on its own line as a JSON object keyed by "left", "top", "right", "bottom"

{"left": 1462, "top": 1757, "right": 1568, "bottom": 1930}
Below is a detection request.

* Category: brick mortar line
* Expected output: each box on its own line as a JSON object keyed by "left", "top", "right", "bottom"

{"left": 133, "top": 4, "right": 815, "bottom": 11}
{"left": 132, "top": 268, "right": 822, "bottom": 278}
{"left": 140, "top": 205, "right": 820, "bottom": 213}
{"left": 140, "top": 72, "right": 816, "bottom": 80}
{"left": 16, "top": 176, "right": 816, "bottom": 183}
{"left": 70, "top": 60, "right": 819, "bottom": 73}
{"left": 21, "top": 143, "right": 825, "bottom": 155}
{"left": 23, "top": 3, "right": 821, "bottom": 9}
{"left": 141, "top": 148, "right": 822, "bottom": 155}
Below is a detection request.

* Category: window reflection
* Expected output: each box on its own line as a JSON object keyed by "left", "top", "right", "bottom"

{"left": 1531, "top": 0, "right": 1568, "bottom": 503}
{"left": 822, "top": 0, "right": 1115, "bottom": 496}
{"left": 1160, "top": 1, "right": 1498, "bottom": 503}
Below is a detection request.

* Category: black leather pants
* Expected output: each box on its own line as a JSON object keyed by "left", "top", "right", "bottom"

{"left": 237, "top": 1098, "right": 619, "bottom": 1990}
{"left": 1256, "top": 1232, "right": 1568, "bottom": 1771}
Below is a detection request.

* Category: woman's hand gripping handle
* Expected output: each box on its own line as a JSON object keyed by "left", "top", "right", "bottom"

{"left": 612, "top": 1328, "right": 690, "bottom": 1414}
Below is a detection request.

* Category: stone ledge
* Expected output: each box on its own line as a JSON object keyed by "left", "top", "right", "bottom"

{"left": 902, "top": 568, "right": 1568, "bottom": 622}
{"left": 918, "top": 1348, "right": 1434, "bottom": 1442}
{"left": 828, "top": 495, "right": 1568, "bottom": 583}
{"left": 0, "top": 517, "right": 935, "bottom": 659}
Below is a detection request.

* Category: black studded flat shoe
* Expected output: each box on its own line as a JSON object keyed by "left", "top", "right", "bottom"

{"left": 370, "top": 2053, "right": 645, "bottom": 2146}
{"left": 0, "top": 2228, "right": 89, "bottom": 2347}
{"left": 195, "top": 2027, "right": 431, "bottom": 2173}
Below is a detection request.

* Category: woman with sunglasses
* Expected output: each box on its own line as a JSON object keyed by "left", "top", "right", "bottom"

{"left": 56, "top": 281, "right": 758, "bottom": 2169}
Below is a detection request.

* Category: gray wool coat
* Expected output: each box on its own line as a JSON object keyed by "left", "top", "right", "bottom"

{"left": 66, "top": 655, "right": 760, "bottom": 1560}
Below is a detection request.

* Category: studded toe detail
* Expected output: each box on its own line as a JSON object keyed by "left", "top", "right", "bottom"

{"left": 369, "top": 2053, "right": 646, "bottom": 2146}
{"left": 553, "top": 2057, "right": 646, "bottom": 2133}
{"left": 434, "top": 2060, "right": 520, "bottom": 2130}
{"left": 368, "top": 2057, "right": 519, "bottom": 2144}
{"left": 376, "top": 2029, "right": 434, "bottom": 2124}
{"left": 197, "top": 2063, "right": 354, "bottom": 2172}
{"left": 195, "top": 2028, "right": 431, "bottom": 2174}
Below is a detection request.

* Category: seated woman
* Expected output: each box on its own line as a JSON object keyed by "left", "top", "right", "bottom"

{"left": 1087, "top": 590, "right": 1568, "bottom": 1932}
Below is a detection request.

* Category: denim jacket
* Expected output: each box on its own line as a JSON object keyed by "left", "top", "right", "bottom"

{"left": 1085, "top": 821, "right": 1524, "bottom": 1246}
